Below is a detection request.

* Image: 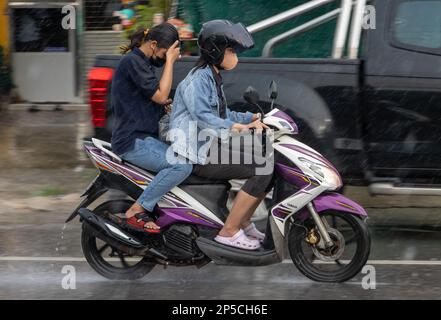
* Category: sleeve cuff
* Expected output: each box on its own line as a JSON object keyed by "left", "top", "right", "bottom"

{"left": 244, "top": 111, "right": 254, "bottom": 124}
{"left": 223, "top": 118, "right": 235, "bottom": 129}
{"left": 219, "top": 119, "right": 235, "bottom": 141}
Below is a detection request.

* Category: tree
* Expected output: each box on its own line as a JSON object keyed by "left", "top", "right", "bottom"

{"left": 125, "top": 0, "right": 171, "bottom": 37}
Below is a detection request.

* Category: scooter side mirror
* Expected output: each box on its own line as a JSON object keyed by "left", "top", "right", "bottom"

{"left": 268, "top": 80, "right": 278, "bottom": 100}
{"left": 243, "top": 86, "right": 260, "bottom": 105}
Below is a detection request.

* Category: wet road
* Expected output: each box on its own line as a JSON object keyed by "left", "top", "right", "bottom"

{"left": 2, "top": 206, "right": 441, "bottom": 300}
{"left": 1, "top": 108, "right": 441, "bottom": 299}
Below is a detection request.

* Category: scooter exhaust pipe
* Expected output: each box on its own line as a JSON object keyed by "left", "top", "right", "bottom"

{"left": 78, "top": 208, "right": 167, "bottom": 259}
{"left": 78, "top": 208, "right": 143, "bottom": 247}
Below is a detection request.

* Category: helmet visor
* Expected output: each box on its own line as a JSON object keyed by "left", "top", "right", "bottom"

{"left": 228, "top": 23, "right": 254, "bottom": 53}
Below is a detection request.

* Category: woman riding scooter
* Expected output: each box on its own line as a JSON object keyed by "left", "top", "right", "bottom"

{"left": 169, "top": 20, "right": 274, "bottom": 250}
{"left": 111, "top": 23, "right": 193, "bottom": 233}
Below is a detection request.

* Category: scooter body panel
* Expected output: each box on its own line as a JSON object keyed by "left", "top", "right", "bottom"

{"left": 71, "top": 109, "right": 368, "bottom": 270}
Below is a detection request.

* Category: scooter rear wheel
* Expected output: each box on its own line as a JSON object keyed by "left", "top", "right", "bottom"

{"left": 288, "top": 210, "right": 370, "bottom": 283}
{"left": 81, "top": 199, "right": 156, "bottom": 280}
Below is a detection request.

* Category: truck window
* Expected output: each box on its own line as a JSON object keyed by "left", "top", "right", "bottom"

{"left": 390, "top": 0, "right": 441, "bottom": 55}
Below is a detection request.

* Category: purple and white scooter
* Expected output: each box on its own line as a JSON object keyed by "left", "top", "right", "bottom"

{"left": 67, "top": 81, "right": 370, "bottom": 282}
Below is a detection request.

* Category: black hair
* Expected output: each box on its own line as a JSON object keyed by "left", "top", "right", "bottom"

{"left": 192, "top": 56, "right": 210, "bottom": 74}
{"left": 120, "top": 22, "right": 179, "bottom": 54}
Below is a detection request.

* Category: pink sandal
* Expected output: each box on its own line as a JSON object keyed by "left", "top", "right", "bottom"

{"left": 244, "top": 223, "right": 265, "bottom": 242}
{"left": 214, "top": 229, "right": 261, "bottom": 250}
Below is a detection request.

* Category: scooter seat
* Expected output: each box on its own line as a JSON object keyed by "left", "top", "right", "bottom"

{"left": 181, "top": 174, "right": 229, "bottom": 185}
{"left": 91, "top": 138, "right": 229, "bottom": 186}
{"left": 124, "top": 160, "right": 229, "bottom": 185}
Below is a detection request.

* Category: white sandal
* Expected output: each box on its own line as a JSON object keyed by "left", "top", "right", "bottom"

{"left": 214, "top": 229, "right": 261, "bottom": 250}
{"left": 244, "top": 223, "right": 265, "bottom": 242}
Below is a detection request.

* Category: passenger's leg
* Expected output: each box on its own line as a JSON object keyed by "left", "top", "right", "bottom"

{"left": 122, "top": 137, "right": 193, "bottom": 229}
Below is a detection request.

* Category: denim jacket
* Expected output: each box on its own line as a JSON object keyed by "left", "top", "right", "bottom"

{"left": 168, "top": 66, "right": 253, "bottom": 164}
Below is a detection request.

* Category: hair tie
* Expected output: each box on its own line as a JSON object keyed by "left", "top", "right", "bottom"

{"left": 143, "top": 29, "right": 149, "bottom": 37}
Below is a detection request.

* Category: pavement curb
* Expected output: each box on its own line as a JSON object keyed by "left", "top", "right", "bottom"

{"left": 7, "top": 103, "right": 88, "bottom": 111}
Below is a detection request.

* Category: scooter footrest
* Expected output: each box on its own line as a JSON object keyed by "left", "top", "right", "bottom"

{"left": 196, "top": 237, "right": 281, "bottom": 266}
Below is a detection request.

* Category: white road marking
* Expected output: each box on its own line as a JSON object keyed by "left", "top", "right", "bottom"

{"left": 0, "top": 257, "right": 441, "bottom": 265}
{"left": 0, "top": 256, "right": 142, "bottom": 262}
{"left": 282, "top": 259, "right": 441, "bottom": 265}
{"left": 0, "top": 257, "right": 86, "bottom": 262}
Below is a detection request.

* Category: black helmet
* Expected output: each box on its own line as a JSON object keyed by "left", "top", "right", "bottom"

{"left": 197, "top": 20, "right": 254, "bottom": 65}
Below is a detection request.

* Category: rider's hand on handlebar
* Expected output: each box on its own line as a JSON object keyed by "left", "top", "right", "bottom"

{"left": 248, "top": 120, "right": 269, "bottom": 134}
{"left": 252, "top": 113, "right": 262, "bottom": 121}
{"left": 231, "top": 120, "right": 269, "bottom": 134}
{"left": 231, "top": 123, "right": 250, "bottom": 133}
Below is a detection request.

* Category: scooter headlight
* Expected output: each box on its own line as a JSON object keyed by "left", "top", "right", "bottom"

{"left": 319, "top": 165, "right": 343, "bottom": 190}
{"left": 299, "top": 157, "right": 342, "bottom": 189}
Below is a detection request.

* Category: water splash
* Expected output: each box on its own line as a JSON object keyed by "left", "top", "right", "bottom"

{"left": 55, "top": 223, "right": 68, "bottom": 255}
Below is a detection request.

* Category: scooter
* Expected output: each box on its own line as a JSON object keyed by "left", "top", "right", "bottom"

{"left": 67, "top": 81, "right": 370, "bottom": 282}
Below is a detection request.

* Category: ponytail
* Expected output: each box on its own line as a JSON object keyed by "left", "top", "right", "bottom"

{"left": 120, "top": 23, "right": 179, "bottom": 54}
{"left": 120, "top": 29, "right": 149, "bottom": 54}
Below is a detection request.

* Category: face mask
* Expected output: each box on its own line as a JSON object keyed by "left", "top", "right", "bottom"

{"left": 150, "top": 48, "right": 166, "bottom": 67}
{"left": 150, "top": 56, "right": 166, "bottom": 67}
{"left": 216, "top": 49, "right": 237, "bottom": 71}
{"left": 215, "top": 63, "right": 225, "bottom": 71}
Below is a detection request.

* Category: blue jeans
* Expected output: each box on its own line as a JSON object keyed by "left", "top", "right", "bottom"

{"left": 120, "top": 136, "right": 193, "bottom": 211}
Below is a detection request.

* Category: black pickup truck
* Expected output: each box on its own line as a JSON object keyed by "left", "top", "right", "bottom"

{"left": 87, "top": 0, "right": 441, "bottom": 195}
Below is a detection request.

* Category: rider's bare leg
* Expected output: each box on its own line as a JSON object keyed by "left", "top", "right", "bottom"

{"left": 125, "top": 202, "right": 160, "bottom": 230}
{"left": 240, "top": 193, "right": 267, "bottom": 229}
{"left": 218, "top": 190, "right": 261, "bottom": 237}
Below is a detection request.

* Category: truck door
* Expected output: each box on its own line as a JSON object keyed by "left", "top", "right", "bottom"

{"left": 364, "top": 0, "right": 441, "bottom": 181}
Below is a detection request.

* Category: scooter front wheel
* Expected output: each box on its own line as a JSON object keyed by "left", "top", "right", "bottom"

{"left": 288, "top": 210, "right": 370, "bottom": 283}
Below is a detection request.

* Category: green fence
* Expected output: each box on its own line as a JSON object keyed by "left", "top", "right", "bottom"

{"left": 177, "top": 0, "right": 339, "bottom": 58}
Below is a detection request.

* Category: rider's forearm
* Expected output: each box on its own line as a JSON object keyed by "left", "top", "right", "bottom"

{"left": 226, "top": 108, "right": 254, "bottom": 124}
{"left": 151, "top": 60, "right": 174, "bottom": 104}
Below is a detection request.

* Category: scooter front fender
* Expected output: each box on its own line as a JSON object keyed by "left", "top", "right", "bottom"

{"left": 313, "top": 192, "right": 368, "bottom": 217}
